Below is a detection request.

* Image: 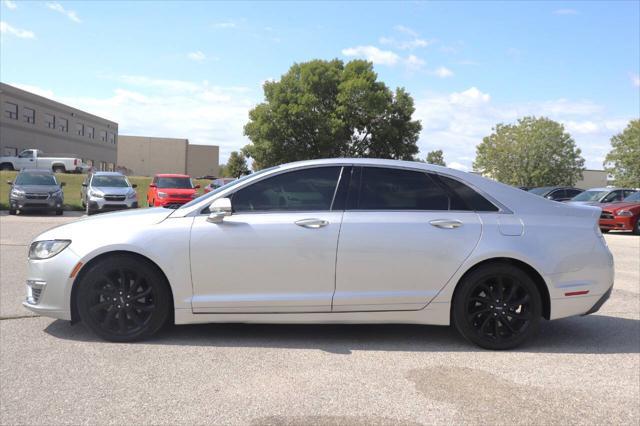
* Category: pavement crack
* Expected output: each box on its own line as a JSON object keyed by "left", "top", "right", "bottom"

{"left": 0, "top": 314, "right": 40, "bottom": 321}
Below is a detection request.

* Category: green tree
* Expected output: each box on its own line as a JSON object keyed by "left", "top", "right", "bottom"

{"left": 218, "top": 164, "right": 227, "bottom": 177}
{"left": 473, "top": 116, "right": 585, "bottom": 187}
{"left": 604, "top": 119, "right": 640, "bottom": 187}
{"left": 426, "top": 149, "right": 446, "bottom": 166}
{"left": 225, "top": 151, "right": 250, "bottom": 178}
{"left": 243, "top": 59, "right": 421, "bottom": 169}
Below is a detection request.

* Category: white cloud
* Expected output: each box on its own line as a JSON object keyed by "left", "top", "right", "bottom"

{"left": 2, "top": 0, "right": 17, "bottom": 10}
{"left": 9, "top": 83, "right": 54, "bottom": 98}
{"left": 394, "top": 25, "right": 418, "bottom": 37}
{"left": 0, "top": 21, "right": 35, "bottom": 39}
{"left": 433, "top": 66, "right": 453, "bottom": 78}
{"left": 212, "top": 20, "right": 237, "bottom": 29}
{"left": 342, "top": 45, "right": 400, "bottom": 66}
{"left": 631, "top": 73, "right": 640, "bottom": 88}
{"left": 187, "top": 51, "right": 206, "bottom": 62}
{"left": 46, "top": 2, "right": 81, "bottom": 23}
{"left": 379, "top": 25, "right": 434, "bottom": 50}
{"left": 8, "top": 79, "right": 256, "bottom": 163}
{"left": 448, "top": 162, "right": 469, "bottom": 171}
{"left": 413, "top": 87, "right": 632, "bottom": 171}
{"left": 554, "top": 8, "right": 578, "bottom": 15}
{"left": 405, "top": 55, "right": 426, "bottom": 71}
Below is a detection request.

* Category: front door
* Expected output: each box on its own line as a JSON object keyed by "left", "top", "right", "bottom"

{"left": 334, "top": 167, "right": 483, "bottom": 311}
{"left": 190, "top": 166, "right": 346, "bottom": 313}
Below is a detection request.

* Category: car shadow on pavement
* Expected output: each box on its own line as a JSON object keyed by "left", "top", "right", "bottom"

{"left": 44, "top": 314, "right": 639, "bottom": 354}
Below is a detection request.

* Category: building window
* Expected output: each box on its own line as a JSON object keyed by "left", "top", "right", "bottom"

{"left": 57, "top": 117, "right": 68, "bottom": 132}
{"left": 4, "top": 102, "right": 18, "bottom": 120}
{"left": 108, "top": 132, "right": 115, "bottom": 144}
{"left": 44, "top": 113, "right": 55, "bottom": 129}
{"left": 76, "top": 123, "right": 84, "bottom": 136}
{"left": 100, "top": 161, "right": 107, "bottom": 171}
{"left": 100, "top": 130, "right": 107, "bottom": 142}
{"left": 23, "top": 107, "right": 35, "bottom": 124}
{"left": 86, "top": 126, "right": 95, "bottom": 139}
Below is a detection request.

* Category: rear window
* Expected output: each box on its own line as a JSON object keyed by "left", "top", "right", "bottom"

{"left": 436, "top": 175, "right": 499, "bottom": 212}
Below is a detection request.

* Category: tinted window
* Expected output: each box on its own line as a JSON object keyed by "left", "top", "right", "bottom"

{"left": 602, "top": 191, "right": 622, "bottom": 203}
{"left": 91, "top": 175, "right": 130, "bottom": 187}
{"left": 549, "top": 189, "right": 565, "bottom": 200}
{"left": 15, "top": 173, "right": 57, "bottom": 186}
{"left": 437, "top": 174, "right": 499, "bottom": 212}
{"left": 572, "top": 190, "right": 608, "bottom": 201}
{"left": 353, "top": 167, "right": 448, "bottom": 211}
{"left": 232, "top": 167, "right": 341, "bottom": 212}
{"left": 566, "top": 189, "right": 583, "bottom": 198}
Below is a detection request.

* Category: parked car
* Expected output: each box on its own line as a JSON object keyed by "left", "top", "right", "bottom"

{"left": 0, "top": 149, "right": 86, "bottom": 173}
{"left": 528, "top": 186, "right": 584, "bottom": 202}
{"left": 7, "top": 169, "right": 65, "bottom": 215}
{"left": 147, "top": 174, "right": 200, "bottom": 208}
{"left": 599, "top": 191, "right": 640, "bottom": 234}
{"left": 23, "top": 158, "right": 614, "bottom": 350}
{"left": 81, "top": 171, "right": 138, "bottom": 215}
{"left": 566, "top": 187, "right": 637, "bottom": 205}
{"left": 203, "top": 178, "right": 236, "bottom": 193}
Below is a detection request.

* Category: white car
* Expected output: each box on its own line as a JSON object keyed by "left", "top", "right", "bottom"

{"left": 23, "top": 159, "right": 614, "bottom": 349}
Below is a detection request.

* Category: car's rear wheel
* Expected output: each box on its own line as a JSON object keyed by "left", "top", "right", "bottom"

{"left": 601, "top": 229, "right": 610, "bottom": 234}
{"left": 52, "top": 166, "right": 65, "bottom": 173}
{"left": 634, "top": 218, "right": 640, "bottom": 235}
{"left": 76, "top": 255, "right": 171, "bottom": 342}
{"left": 453, "top": 263, "right": 541, "bottom": 350}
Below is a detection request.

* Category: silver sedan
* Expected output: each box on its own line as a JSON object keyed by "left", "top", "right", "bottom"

{"left": 23, "top": 158, "right": 614, "bottom": 349}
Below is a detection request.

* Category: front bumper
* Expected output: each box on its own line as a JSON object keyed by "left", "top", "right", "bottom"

{"left": 22, "top": 245, "right": 81, "bottom": 320}
{"left": 10, "top": 196, "right": 63, "bottom": 211}
{"left": 88, "top": 196, "right": 138, "bottom": 212}
{"left": 154, "top": 196, "right": 195, "bottom": 207}
{"left": 599, "top": 217, "right": 635, "bottom": 231}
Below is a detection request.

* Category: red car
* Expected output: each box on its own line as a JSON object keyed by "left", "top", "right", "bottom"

{"left": 599, "top": 191, "right": 640, "bottom": 234}
{"left": 147, "top": 174, "right": 200, "bottom": 207}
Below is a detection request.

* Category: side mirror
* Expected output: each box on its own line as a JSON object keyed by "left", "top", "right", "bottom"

{"left": 6, "top": 180, "right": 13, "bottom": 185}
{"left": 207, "top": 198, "right": 232, "bottom": 223}
{"left": 60, "top": 182, "right": 66, "bottom": 187}
{"left": 149, "top": 183, "right": 157, "bottom": 188}
{"left": 81, "top": 183, "right": 87, "bottom": 187}
{"left": 194, "top": 184, "right": 201, "bottom": 189}
{"left": 132, "top": 184, "right": 138, "bottom": 188}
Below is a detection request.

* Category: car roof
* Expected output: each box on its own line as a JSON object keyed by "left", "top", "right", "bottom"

{"left": 155, "top": 174, "right": 190, "bottom": 178}
{"left": 18, "top": 169, "right": 54, "bottom": 175}
{"left": 586, "top": 187, "right": 635, "bottom": 191}
{"left": 91, "top": 171, "right": 126, "bottom": 176}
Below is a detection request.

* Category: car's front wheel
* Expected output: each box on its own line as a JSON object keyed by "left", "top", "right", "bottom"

{"left": 76, "top": 255, "right": 171, "bottom": 342}
{"left": 634, "top": 218, "right": 640, "bottom": 235}
{"left": 453, "top": 263, "right": 541, "bottom": 350}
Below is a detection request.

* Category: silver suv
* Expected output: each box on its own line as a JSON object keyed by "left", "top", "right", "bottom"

{"left": 81, "top": 172, "right": 138, "bottom": 215}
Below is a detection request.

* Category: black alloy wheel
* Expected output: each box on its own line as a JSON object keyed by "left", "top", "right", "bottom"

{"left": 77, "top": 255, "right": 171, "bottom": 342}
{"left": 634, "top": 218, "right": 640, "bottom": 235}
{"left": 453, "top": 263, "right": 541, "bottom": 350}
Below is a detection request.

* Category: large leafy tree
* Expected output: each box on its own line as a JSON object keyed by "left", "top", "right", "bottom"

{"left": 243, "top": 59, "right": 421, "bottom": 169}
{"left": 225, "top": 151, "right": 250, "bottom": 178}
{"left": 473, "top": 116, "right": 585, "bottom": 187}
{"left": 604, "top": 119, "right": 640, "bottom": 187}
{"left": 426, "top": 149, "right": 446, "bottom": 166}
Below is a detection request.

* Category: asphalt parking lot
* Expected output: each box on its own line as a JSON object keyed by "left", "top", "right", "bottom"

{"left": 1, "top": 212, "right": 638, "bottom": 425}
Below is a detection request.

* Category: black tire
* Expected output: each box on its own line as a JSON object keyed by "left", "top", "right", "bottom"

{"left": 634, "top": 218, "right": 640, "bottom": 236}
{"left": 601, "top": 229, "right": 610, "bottom": 234}
{"left": 76, "top": 255, "right": 171, "bottom": 342}
{"left": 0, "top": 163, "right": 13, "bottom": 171}
{"left": 9, "top": 209, "right": 16, "bottom": 215}
{"left": 52, "top": 166, "right": 65, "bottom": 173}
{"left": 453, "top": 263, "right": 542, "bottom": 350}
{"left": 55, "top": 209, "right": 63, "bottom": 216}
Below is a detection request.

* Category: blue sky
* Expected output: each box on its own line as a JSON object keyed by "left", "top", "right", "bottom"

{"left": 1, "top": 0, "right": 639, "bottom": 169}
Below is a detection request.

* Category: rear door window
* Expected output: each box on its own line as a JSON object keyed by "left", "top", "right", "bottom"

{"left": 436, "top": 174, "right": 499, "bottom": 211}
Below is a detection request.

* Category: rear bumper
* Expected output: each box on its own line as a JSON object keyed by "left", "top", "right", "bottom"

{"left": 583, "top": 286, "right": 613, "bottom": 316}
{"left": 599, "top": 217, "right": 635, "bottom": 231}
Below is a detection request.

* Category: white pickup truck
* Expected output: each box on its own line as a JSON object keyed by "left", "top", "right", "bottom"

{"left": 0, "top": 149, "right": 87, "bottom": 173}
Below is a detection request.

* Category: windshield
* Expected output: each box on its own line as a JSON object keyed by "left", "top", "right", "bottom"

{"left": 571, "top": 190, "right": 608, "bottom": 201}
{"left": 15, "top": 173, "right": 57, "bottom": 186}
{"left": 178, "top": 167, "right": 277, "bottom": 210}
{"left": 91, "top": 175, "right": 130, "bottom": 187}
{"left": 528, "top": 187, "right": 552, "bottom": 195}
{"left": 157, "top": 177, "right": 193, "bottom": 189}
{"left": 623, "top": 191, "right": 640, "bottom": 202}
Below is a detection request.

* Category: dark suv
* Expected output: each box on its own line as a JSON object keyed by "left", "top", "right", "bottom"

{"left": 7, "top": 169, "right": 65, "bottom": 215}
{"left": 528, "top": 186, "right": 584, "bottom": 202}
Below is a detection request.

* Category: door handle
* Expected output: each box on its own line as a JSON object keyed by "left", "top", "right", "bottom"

{"left": 429, "top": 219, "right": 463, "bottom": 229}
{"left": 295, "top": 218, "right": 329, "bottom": 229}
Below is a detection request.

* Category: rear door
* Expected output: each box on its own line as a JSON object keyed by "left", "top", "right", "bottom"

{"left": 333, "top": 167, "right": 484, "bottom": 312}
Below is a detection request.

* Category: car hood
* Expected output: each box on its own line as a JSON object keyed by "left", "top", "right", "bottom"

{"left": 157, "top": 188, "right": 196, "bottom": 195}
{"left": 13, "top": 184, "right": 61, "bottom": 193}
{"left": 91, "top": 186, "right": 133, "bottom": 195}
{"left": 600, "top": 201, "right": 640, "bottom": 212}
{"left": 33, "top": 207, "right": 174, "bottom": 243}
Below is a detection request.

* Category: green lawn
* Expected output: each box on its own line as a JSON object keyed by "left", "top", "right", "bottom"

{"left": 0, "top": 171, "right": 211, "bottom": 211}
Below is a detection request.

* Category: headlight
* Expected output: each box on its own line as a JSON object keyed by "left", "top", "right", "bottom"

{"left": 51, "top": 189, "right": 63, "bottom": 197}
{"left": 11, "top": 189, "right": 25, "bottom": 197}
{"left": 28, "top": 240, "right": 71, "bottom": 260}
{"left": 127, "top": 190, "right": 137, "bottom": 199}
{"left": 617, "top": 210, "right": 633, "bottom": 217}
{"left": 89, "top": 190, "right": 104, "bottom": 198}
{"left": 158, "top": 191, "right": 168, "bottom": 199}
{"left": 190, "top": 193, "right": 198, "bottom": 199}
